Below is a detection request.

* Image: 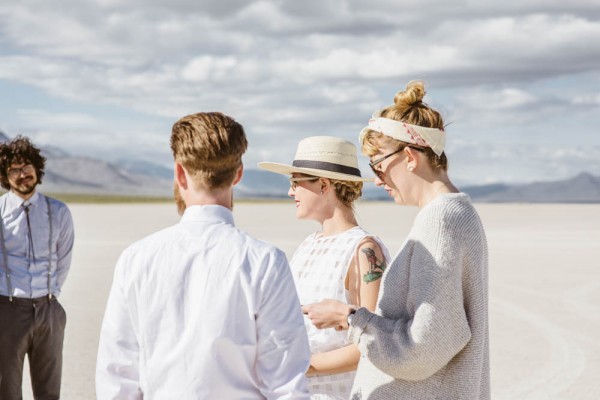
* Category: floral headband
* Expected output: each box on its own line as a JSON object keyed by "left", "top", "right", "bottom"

{"left": 359, "top": 108, "right": 446, "bottom": 156}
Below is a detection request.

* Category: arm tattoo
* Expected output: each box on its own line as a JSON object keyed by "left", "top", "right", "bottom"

{"left": 361, "top": 247, "right": 386, "bottom": 283}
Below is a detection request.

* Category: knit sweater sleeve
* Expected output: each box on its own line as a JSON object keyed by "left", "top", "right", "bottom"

{"left": 348, "top": 200, "right": 473, "bottom": 381}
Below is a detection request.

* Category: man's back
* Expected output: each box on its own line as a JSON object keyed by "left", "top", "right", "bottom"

{"left": 96, "top": 205, "right": 310, "bottom": 399}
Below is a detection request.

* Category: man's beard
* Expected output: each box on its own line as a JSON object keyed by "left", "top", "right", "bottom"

{"left": 11, "top": 175, "right": 37, "bottom": 196}
{"left": 173, "top": 183, "right": 186, "bottom": 216}
{"left": 173, "top": 182, "right": 235, "bottom": 213}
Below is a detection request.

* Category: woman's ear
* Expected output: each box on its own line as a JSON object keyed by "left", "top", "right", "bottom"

{"left": 404, "top": 147, "right": 419, "bottom": 172}
{"left": 320, "top": 178, "right": 331, "bottom": 194}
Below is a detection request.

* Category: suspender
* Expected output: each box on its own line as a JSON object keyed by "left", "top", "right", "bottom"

{"left": 0, "top": 197, "right": 10, "bottom": 301}
{"left": 0, "top": 194, "right": 54, "bottom": 301}
{"left": 46, "top": 196, "right": 54, "bottom": 299}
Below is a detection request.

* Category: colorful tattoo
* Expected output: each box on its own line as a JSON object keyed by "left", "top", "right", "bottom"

{"left": 362, "top": 248, "right": 386, "bottom": 283}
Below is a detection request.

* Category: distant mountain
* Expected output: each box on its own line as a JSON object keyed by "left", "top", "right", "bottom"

{"left": 1, "top": 131, "right": 599, "bottom": 202}
{"left": 0, "top": 131, "right": 172, "bottom": 196}
{"left": 40, "top": 156, "right": 172, "bottom": 196}
{"left": 463, "top": 172, "right": 600, "bottom": 203}
{"left": 117, "top": 159, "right": 173, "bottom": 180}
{"left": 359, "top": 173, "right": 600, "bottom": 203}
{"left": 236, "top": 169, "right": 289, "bottom": 198}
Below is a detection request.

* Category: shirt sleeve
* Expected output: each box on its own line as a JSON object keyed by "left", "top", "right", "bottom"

{"left": 96, "top": 250, "right": 143, "bottom": 399}
{"left": 348, "top": 211, "right": 472, "bottom": 381}
{"left": 254, "top": 249, "right": 311, "bottom": 399}
{"left": 55, "top": 204, "right": 74, "bottom": 291}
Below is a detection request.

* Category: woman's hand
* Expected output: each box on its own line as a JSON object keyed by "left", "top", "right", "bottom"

{"left": 306, "top": 364, "right": 317, "bottom": 377}
{"left": 302, "top": 300, "right": 356, "bottom": 330}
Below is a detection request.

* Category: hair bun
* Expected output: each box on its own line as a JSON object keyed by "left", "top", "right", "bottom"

{"left": 393, "top": 80, "right": 425, "bottom": 107}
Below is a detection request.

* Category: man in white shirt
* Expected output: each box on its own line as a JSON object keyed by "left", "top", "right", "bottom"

{"left": 96, "top": 112, "right": 311, "bottom": 399}
{"left": 0, "top": 136, "right": 75, "bottom": 400}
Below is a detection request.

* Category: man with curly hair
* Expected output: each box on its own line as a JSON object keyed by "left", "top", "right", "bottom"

{"left": 0, "top": 135, "right": 75, "bottom": 400}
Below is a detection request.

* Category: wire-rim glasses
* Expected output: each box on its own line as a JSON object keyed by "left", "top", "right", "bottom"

{"left": 369, "top": 146, "right": 424, "bottom": 179}
{"left": 368, "top": 149, "right": 403, "bottom": 180}
{"left": 8, "top": 164, "right": 35, "bottom": 179}
{"left": 289, "top": 176, "right": 319, "bottom": 190}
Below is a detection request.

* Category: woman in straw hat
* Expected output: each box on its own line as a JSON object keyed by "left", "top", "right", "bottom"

{"left": 302, "top": 81, "right": 490, "bottom": 400}
{"left": 259, "top": 136, "right": 390, "bottom": 400}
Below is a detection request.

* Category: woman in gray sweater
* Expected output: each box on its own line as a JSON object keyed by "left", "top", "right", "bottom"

{"left": 303, "top": 80, "right": 490, "bottom": 399}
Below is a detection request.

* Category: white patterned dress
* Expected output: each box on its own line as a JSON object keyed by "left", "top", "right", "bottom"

{"left": 290, "top": 226, "right": 389, "bottom": 400}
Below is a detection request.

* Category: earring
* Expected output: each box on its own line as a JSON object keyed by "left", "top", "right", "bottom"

{"left": 408, "top": 166, "right": 414, "bottom": 172}
{"left": 320, "top": 191, "right": 324, "bottom": 195}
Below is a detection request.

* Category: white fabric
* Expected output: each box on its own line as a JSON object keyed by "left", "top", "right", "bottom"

{"left": 290, "top": 227, "right": 389, "bottom": 400}
{"left": 96, "top": 205, "right": 311, "bottom": 399}
{"left": 359, "top": 117, "right": 446, "bottom": 156}
{"left": 0, "top": 190, "right": 74, "bottom": 298}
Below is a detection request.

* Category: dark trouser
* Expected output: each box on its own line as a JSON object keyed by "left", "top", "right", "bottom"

{"left": 0, "top": 295, "right": 66, "bottom": 400}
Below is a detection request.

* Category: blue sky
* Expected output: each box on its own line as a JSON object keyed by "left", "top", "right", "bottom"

{"left": 1, "top": 0, "right": 599, "bottom": 185}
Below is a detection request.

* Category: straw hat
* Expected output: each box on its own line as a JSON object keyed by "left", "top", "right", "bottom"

{"left": 258, "top": 136, "right": 371, "bottom": 182}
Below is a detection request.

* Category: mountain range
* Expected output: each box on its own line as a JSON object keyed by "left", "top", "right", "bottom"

{"left": 1, "top": 131, "right": 599, "bottom": 203}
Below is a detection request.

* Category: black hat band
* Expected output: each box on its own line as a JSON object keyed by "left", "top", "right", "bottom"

{"left": 292, "top": 160, "right": 361, "bottom": 177}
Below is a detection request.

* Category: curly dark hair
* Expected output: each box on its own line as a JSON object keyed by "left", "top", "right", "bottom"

{"left": 0, "top": 136, "right": 46, "bottom": 190}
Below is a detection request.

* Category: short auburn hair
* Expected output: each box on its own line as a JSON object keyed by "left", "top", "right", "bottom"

{"left": 0, "top": 136, "right": 46, "bottom": 190}
{"left": 170, "top": 112, "right": 248, "bottom": 189}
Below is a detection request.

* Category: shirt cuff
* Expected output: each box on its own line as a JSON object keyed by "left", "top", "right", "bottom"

{"left": 348, "top": 307, "right": 374, "bottom": 344}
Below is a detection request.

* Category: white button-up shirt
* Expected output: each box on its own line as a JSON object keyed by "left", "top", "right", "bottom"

{"left": 0, "top": 190, "right": 74, "bottom": 298}
{"left": 96, "top": 205, "right": 310, "bottom": 399}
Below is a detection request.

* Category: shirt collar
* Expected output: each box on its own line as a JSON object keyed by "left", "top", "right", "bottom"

{"left": 5, "top": 190, "right": 41, "bottom": 213}
{"left": 180, "top": 204, "right": 235, "bottom": 226}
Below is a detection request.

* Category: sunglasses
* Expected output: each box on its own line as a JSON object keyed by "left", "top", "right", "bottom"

{"left": 289, "top": 176, "right": 319, "bottom": 190}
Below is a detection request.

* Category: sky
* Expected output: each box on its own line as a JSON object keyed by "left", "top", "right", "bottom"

{"left": 1, "top": 0, "right": 600, "bottom": 185}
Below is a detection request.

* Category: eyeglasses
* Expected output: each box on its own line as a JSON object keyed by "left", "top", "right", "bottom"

{"left": 369, "top": 146, "right": 424, "bottom": 180}
{"left": 289, "top": 176, "right": 319, "bottom": 190}
{"left": 7, "top": 164, "right": 35, "bottom": 179}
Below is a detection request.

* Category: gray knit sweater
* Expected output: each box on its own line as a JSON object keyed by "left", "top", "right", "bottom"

{"left": 349, "top": 193, "right": 489, "bottom": 399}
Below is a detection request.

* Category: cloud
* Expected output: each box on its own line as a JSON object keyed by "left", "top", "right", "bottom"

{"left": 449, "top": 142, "right": 600, "bottom": 184}
{"left": 459, "top": 88, "right": 538, "bottom": 111}
{"left": 1, "top": 1, "right": 599, "bottom": 183}
{"left": 181, "top": 56, "right": 239, "bottom": 82}
{"left": 15, "top": 109, "right": 98, "bottom": 127}
{"left": 4, "top": 108, "right": 169, "bottom": 164}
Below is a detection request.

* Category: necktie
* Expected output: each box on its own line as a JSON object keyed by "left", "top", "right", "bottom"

{"left": 22, "top": 203, "right": 36, "bottom": 265}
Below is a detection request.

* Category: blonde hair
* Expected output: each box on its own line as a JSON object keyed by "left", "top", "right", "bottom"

{"left": 170, "top": 112, "right": 248, "bottom": 189}
{"left": 297, "top": 173, "right": 363, "bottom": 207}
{"left": 362, "top": 80, "right": 448, "bottom": 171}
{"left": 329, "top": 178, "right": 363, "bottom": 207}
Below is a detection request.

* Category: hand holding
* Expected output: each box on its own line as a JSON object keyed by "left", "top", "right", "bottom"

{"left": 302, "top": 299, "right": 355, "bottom": 330}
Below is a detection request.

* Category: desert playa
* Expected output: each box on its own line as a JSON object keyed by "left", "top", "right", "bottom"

{"left": 22, "top": 201, "right": 600, "bottom": 399}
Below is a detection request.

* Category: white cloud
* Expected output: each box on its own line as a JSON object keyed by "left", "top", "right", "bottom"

{"left": 572, "top": 93, "right": 600, "bottom": 106}
{"left": 181, "top": 56, "right": 238, "bottom": 82}
{"left": 15, "top": 109, "right": 98, "bottom": 127}
{"left": 459, "top": 88, "right": 538, "bottom": 111}
{"left": 1, "top": 0, "right": 600, "bottom": 184}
